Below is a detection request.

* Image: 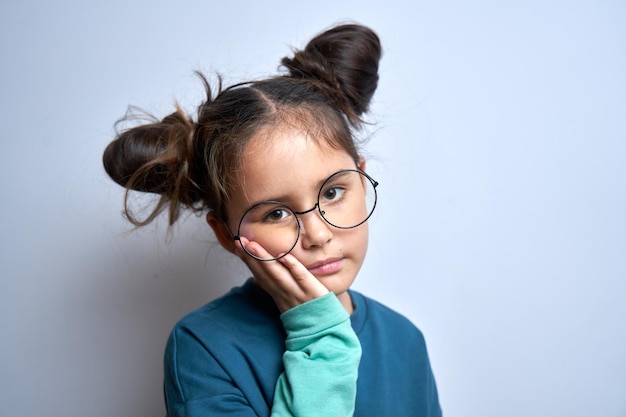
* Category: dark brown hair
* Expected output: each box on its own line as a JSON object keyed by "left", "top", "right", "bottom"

{"left": 103, "top": 23, "right": 382, "bottom": 226}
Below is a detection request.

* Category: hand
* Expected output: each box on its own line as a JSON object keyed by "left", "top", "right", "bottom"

{"left": 235, "top": 237, "right": 330, "bottom": 312}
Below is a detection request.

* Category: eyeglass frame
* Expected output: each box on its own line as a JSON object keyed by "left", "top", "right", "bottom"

{"left": 228, "top": 168, "right": 379, "bottom": 261}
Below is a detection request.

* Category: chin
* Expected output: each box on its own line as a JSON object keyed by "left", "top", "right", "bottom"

{"left": 318, "top": 270, "right": 358, "bottom": 294}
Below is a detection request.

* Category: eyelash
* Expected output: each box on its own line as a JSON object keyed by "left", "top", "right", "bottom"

{"left": 262, "top": 207, "right": 291, "bottom": 223}
{"left": 321, "top": 186, "right": 346, "bottom": 203}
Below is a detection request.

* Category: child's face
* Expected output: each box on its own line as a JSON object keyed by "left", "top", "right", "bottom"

{"left": 227, "top": 128, "right": 369, "bottom": 304}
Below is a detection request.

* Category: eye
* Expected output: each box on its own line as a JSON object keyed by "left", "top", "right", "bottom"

{"left": 321, "top": 186, "right": 346, "bottom": 203}
{"left": 262, "top": 208, "right": 291, "bottom": 223}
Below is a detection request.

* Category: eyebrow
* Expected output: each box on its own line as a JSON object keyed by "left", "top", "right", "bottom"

{"left": 245, "top": 168, "right": 355, "bottom": 210}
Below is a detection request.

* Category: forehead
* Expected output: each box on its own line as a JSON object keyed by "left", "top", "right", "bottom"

{"left": 230, "top": 128, "right": 357, "bottom": 214}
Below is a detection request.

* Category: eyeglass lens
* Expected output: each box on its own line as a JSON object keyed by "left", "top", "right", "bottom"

{"left": 237, "top": 170, "right": 377, "bottom": 261}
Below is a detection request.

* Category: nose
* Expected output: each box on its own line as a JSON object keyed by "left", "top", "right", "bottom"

{"left": 297, "top": 208, "right": 333, "bottom": 249}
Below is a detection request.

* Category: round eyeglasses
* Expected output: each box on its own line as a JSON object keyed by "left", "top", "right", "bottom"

{"left": 232, "top": 169, "right": 378, "bottom": 261}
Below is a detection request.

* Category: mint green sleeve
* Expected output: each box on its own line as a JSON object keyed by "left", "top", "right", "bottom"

{"left": 270, "top": 292, "right": 362, "bottom": 417}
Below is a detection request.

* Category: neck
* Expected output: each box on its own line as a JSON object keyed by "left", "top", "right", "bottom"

{"left": 336, "top": 291, "right": 354, "bottom": 314}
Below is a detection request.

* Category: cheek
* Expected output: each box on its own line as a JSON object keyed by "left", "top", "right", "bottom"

{"left": 340, "top": 225, "right": 369, "bottom": 258}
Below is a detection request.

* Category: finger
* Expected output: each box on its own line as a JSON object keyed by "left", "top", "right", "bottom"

{"left": 236, "top": 237, "right": 280, "bottom": 261}
{"left": 278, "top": 254, "right": 329, "bottom": 297}
{"left": 236, "top": 238, "right": 329, "bottom": 310}
{"left": 237, "top": 237, "right": 301, "bottom": 291}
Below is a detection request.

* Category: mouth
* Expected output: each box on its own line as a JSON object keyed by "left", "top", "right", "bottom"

{"left": 306, "top": 257, "right": 345, "bottom": 275}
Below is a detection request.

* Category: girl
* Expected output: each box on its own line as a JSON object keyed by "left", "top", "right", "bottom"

{"left": 103, "top": 23, "right": 441, "bottom": 417}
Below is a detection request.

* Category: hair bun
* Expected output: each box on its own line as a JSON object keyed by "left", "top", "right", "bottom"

{"left": 102, "top": 108, "right": 197, "bottom": 225}
{"left": 281, "top": 24, "right": 382, "bottom": 117}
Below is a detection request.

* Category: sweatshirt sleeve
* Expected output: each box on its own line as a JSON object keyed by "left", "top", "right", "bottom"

{"left": 270, "top": 292, "right": 362, "bottom": 417}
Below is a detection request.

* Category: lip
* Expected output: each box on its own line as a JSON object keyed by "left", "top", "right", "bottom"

{"left": 306, "top": 257, "right": 345, "bottom": 275}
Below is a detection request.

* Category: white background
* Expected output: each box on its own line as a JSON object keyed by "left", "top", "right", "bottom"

{"left": 1, "top": 1, "right": 625, "bottom": 416}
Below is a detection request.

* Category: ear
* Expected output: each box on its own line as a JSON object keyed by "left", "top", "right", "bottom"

{"left": 206, "top": 212, "right": 237, "bottom": 254}
{"left": 357, "top": 155, "right": 366, "bottom": 171}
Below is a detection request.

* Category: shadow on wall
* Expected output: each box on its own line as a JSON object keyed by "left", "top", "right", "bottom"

{"left": 69, "top": 214, "right": 248, "bottom": 416}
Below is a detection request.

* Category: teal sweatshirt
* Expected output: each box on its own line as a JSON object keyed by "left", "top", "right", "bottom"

{"left": 272, "top": 292, "right": 361, "bottom": 416}
{"left": 164, "top": 279, "right": 441, "bottom": 416}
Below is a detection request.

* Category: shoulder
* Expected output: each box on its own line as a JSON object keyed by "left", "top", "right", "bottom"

{"left": 167, "top": 279, "right": 283, "bottom": 353}
{"left": 350, "top": 290, "right": 426, "bottom": 344}
{"left": 164, "top": 280, "right": 284, "bottom": 410}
